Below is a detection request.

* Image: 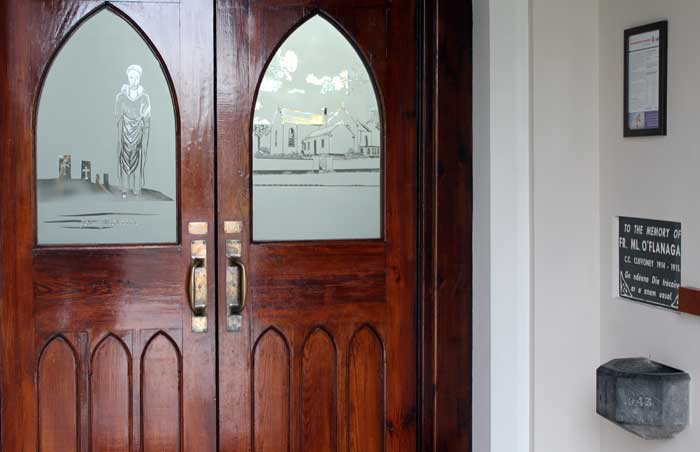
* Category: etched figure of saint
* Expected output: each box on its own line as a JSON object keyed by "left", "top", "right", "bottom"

{"left": 115, "top": 64, "right": 151, "bottom": 196}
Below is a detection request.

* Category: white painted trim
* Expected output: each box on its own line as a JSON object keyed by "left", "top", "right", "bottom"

{"left": 473, "top": 1, "right": 531, "bottom": 451}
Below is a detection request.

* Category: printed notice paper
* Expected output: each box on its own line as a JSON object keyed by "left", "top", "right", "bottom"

{"left": 627, "top": 30, "right": 661, "bottom": 130}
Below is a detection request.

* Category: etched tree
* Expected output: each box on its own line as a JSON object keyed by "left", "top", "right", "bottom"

{"left": 253, "top": 123, "right": 271, "bottom": 152}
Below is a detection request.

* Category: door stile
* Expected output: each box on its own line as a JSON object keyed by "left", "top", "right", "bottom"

{"left": 216, "top": 1, "right": 253, "bottom": 451}
{"left": 2, "top": 1, "right": 41, "bottom": 448}
{"left": 180, "top": 0, "right": 218, "bottom": 450}
{"left": 419, "top": 1, "right": 474, "bottom": 450}
{"left": 384, "top": 1, "right": 419, "bottom": 448}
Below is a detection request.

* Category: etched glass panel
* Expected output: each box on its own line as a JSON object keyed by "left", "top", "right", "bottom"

{"left": 252, "top": 16, "right": 381, "bottom": 241}
{"left": 37, "top": 10, "right": 177, "bottom": 245}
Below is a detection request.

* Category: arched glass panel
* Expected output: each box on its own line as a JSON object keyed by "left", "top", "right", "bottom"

{"left": 252, "top": 15, "right": 382, "bottom": 241}
{"left": 37, "top": 9, "right": 177, "bottom": 245}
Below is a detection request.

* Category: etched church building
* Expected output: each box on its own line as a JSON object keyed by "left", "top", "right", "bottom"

{"left": 268, "top": 107, "right": 325, "bottom": 155}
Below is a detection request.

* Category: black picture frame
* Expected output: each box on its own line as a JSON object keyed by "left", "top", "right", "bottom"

{"left": 624, "top": 20, "right": 668, "bottom": 137}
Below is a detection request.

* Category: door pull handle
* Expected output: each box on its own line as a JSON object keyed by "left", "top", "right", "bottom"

{"left": 189, "top": 258, "right": 206, "bottom": 315}
{"left": 189, "top": 240, "right": 207, "bottom": 333}
{"left": 226, "top": 239, "right": 246, "bottom": 332}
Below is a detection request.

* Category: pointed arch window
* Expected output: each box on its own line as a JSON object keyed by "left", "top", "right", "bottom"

{"left": 36, "top": 8, "right": 177, "bottom": 245}
{"left": 288, "top": 128, "right": 296, "bottom": 147}
{"left": 251, "top": 15, "right": 382, "bottom": 241}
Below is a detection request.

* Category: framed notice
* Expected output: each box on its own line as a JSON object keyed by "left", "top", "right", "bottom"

{"left": 618, "top": 217, "right": 681, "bottom": 310}
{"left": 624, "top": 21, "right": 668, "bottom": 137}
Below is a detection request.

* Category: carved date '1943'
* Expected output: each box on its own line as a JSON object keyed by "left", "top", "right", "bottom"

{"left": 624, "top": 396, "right": 653, "bottom": 408}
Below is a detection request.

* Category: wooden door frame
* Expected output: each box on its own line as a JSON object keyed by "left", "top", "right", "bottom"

{"left": 0, "top": 0, "right": 473, "bottom": 449}
{"left": 418, "top": 0, "right": 472, "bottom": 451}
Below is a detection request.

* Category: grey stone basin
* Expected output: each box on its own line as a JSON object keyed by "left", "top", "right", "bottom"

{"left": 597, "top": 357, "right": 690, "bottom": 439}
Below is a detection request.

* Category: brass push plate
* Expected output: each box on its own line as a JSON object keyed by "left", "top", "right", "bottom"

{"left": 191, "top": 240, "right": 206, "bottom": 259}
{"left": 227, "top": 314, "right": 242, "bottom": 332}
{"left": 188, "top": 221, "right": 208, "bottom": 235}
{"left": 224, "top": 220, "right": 242, "bottom": 234}
{"left": 192, "top": 316, "right": 207, "bottom": 333}
{"left": 226, "top": 239, "right": 242, "bottom": 258}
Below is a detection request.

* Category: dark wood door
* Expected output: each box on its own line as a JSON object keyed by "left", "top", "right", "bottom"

{"left": 0, "top": 1, "right": 216, "bottom": 450}
{"left": 216, "top": 2, "right": 418, "bottom": 451}
{"left": 1, "top": 0, "right": 421, "bottom": 450}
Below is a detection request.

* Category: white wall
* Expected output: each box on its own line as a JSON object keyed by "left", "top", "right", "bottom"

{"left": 480, "top": 1, "right": 700, "bottom": 451}
{"left": 531, "top": 0, "right": 601, "bottom": 451}
{"left": 599, "top": 1, "right": 700, "bottom": 451}
{"left": 475, "top": 1, "right": 602, "bottom": 451}
{"left": 473, "top": 0, "right": 531, "bottom": 451}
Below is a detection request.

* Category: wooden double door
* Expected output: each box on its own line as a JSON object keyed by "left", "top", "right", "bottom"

{"left": 0, "top": 0, "right": 418, "bottom": 450}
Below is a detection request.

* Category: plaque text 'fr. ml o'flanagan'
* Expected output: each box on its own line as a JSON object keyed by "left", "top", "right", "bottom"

{"left": 619, "top": 217, "right": 681, "bottom": 310}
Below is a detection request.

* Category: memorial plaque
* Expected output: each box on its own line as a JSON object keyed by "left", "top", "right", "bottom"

{"left": 619, "top": 217, "right": 681, "bottom": 309}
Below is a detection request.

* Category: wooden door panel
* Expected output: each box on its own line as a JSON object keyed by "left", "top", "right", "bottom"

{"left": 36, "top": 328, "right": 188, "bottom": 451}
{"left": 90, "top": 334, "right": 132, "bottom": 452}
{"left": 249, "top": 243, "right": 386, "bottom": 308}
{"left": 248, "top": 321, "right": 387, "bottom": 452}
{"left": 301, "top": 328, "right": 337, "bottom": 452}
{"left": 141, "top": 331, "right": 182, "bottom": 452}
{"left": 348, "top": 326, "right": 385, "bottom": 452}
{"left": 38, "top": 336, "right": 80, "bottom": 452}
{"left": 253, "top": 328, "right": 292, "bottom": 452}
{"left": 33, "top": 249, "right": 184, "bottom": 332}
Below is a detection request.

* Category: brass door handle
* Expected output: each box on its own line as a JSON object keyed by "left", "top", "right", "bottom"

{"left": 226, "top": 257, "right": 247, "bottom": 332}
{"left": 188, "top": 257, "right": 207, "bottom": 316}
{"left": 227, "top": 258, "right": 247, "bottom": 315}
